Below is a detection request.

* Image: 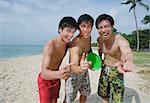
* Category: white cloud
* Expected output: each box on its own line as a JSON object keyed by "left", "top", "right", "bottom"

{"left": 0, "top": 0, "right": 149, "bottom": 44}
{"left": 12, "top": 3, "right": 32, "bottom": 14}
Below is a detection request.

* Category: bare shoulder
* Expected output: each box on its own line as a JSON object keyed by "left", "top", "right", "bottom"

{"left": 43, "top": 40, "right": 54, "bottom": 55}
{"left": 69, "top": 37, "right": 81, "bottom": 54}
{"left": 97, "top": 36, "right": 103, "bottom": 43}
{"left": 116, "top": 34, "right": 130, "bottom": 46}
{"left": 70, "top": 36, "right": 81, "bottom": 48}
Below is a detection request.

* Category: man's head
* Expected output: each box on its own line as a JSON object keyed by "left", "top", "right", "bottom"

{"left": 95, "top": 14, "right": 114, "bottom": 40}
{"left": 78, "top": 14, "right": 94, "bottom": 38}
{"left": 58, "top": 16, "right": 77, "bottom": 43}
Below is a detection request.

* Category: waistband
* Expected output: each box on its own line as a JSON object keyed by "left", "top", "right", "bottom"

{"left": 39, "top": 73, "right": 60, "bottom": 82}
{"left": 102, "top": 65, "right": 117, "bottom": 74}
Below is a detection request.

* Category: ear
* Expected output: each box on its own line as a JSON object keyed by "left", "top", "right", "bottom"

{"left": 58, "top": 28, "right": 62, "bottom": 33}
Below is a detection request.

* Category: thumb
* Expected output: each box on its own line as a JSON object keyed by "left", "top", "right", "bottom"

{"left": 81, "top": 52, "right": 86, "bottom": 61}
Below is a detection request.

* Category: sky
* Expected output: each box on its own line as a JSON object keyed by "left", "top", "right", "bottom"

{"left": 0, "top": 0, "right": 149, "bottom": 45}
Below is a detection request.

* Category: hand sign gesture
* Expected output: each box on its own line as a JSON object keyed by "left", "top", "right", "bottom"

{"left": 59, "top": 63, "right": 73, "bottom": 80}
{"left": 80, "top": 53, "right": 91, "bottom": 71}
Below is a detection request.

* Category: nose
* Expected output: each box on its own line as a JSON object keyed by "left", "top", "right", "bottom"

{"left": 84, "top": 27, "right": 89, "bottom": 32}
{"left": 68, "top": 32, "right": 74, "bottom": 38}
{"left": 101, "top": 27, "right": 106, "bottom": 33}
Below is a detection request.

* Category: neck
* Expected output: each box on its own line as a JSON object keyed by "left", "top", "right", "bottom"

{"left": 104, "top": 34, "right": 115, "bottom": 43}
{"left": 78, "top": 33, "right": 90, "bottom": 40}
{"left": 104, "top": 34, "right": 115, "bottom": 50}
{"left": 58, "top": 35, "right": 67, "bottom": 45}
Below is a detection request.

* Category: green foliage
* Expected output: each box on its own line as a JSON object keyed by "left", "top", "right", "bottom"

{"left": 121, "top": 0, "right": 149, "bottom": 51}
{"left": 141, "top": 15, "right": 150, "bottom": 24}
{"left": 121, "top": 29, "right": 149, "bottom": 50}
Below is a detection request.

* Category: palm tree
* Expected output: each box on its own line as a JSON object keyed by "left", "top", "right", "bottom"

{"left": 142, "top": 15, "right": 150, "bottom": 50}
{"left": 121, "top": 0, "right": 149, "bottom": 51}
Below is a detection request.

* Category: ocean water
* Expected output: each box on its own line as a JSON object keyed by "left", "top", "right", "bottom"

{"left": 0, "top": 45, "right": 43, "bottom": 58}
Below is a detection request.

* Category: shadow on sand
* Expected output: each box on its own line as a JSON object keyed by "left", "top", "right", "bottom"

{"left": 73, "top": 87, "right": 141, "bottom": 103}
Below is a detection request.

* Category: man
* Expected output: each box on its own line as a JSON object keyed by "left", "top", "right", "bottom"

{"left": 65, "top": 14, "right": 94, "bottom": 103}
{"left": 38, "top": 16, "right": 77, "bottom": 103}
{"left": 95, "top": 14, "right": 134, "bottom": 103}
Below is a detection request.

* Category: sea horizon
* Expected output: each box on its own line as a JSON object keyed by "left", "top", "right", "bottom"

{"left": 0, "top": 45, "right": 44, "bottom": 59}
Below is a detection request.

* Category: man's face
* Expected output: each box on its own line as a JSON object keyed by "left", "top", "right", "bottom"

{"left": 97, "top": 20, "right": 113, "bottom": 40}
{"left": 59, "top": 27, "right": 76, "bottom": 43}
{"left": 79, "top": 21, "right": 92, "bottom": 38}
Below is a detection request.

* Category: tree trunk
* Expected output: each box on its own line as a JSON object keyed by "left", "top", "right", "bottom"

{"left": 149, "top": 23, "right": 150, "bottom": 51}
{"left": 133, "top": 7, "right": 140, "bottom": 51}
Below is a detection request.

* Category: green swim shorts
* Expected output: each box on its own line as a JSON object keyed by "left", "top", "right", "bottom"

{"left": 97, "top": 66, "right": 124, "bottom": 103}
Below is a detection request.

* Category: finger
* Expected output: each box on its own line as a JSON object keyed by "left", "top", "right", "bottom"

{"left": 63, "top": 73, "right": 70, "bottom": 77}
{"left": 81, "top": 63, "right": 89, "bottom": 67}
{"left": 63, "top": 67, "right": 71, "bottom": 73}
{"left": 63, "top": 63, "right": 74, "bottom": 69}
{"left": 117, "top": 67, "right": 126, "bottom": 74}
{"left": 82, "top": 67, "right": 90, "bottom": 70}
{"left": 81, "top": 53, "right": 86, "bottom": 61}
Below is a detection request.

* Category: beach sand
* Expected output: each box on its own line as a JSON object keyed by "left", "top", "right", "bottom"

{"left": 0, "top": 53, "right": 150, "bottom": 103}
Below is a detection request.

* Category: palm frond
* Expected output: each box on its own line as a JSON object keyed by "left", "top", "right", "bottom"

{"left": 138, "top": 2, "right": 149, "bottom": 11}
{"left": 121, "top": 0, "right": 132, "bottom": 5}
{"left": 141, "top": 15, "right": 150, "bottom": 24}
{"left": 136, "top": 0, "right": 141, "bottom": 2}
{"left": 129, "top": 4, "right": 136, "bottom": 12}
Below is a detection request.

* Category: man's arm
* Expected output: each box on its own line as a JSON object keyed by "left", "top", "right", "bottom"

{"left": 118, "top": 36, "right": 134, "bottom": 72}
{"left": 41, "top": 43, "right": 72, "bottom": 80}
{"left": 69, "top": 46, "right": 83, "bottom": 74}
{"left": 69, "top": 46, "right": 90, "bottom": 74}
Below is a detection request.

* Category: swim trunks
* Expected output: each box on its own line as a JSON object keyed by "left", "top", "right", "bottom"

{"left": 38, "top": 73, "right": 61, "bottom": 103}
{"left": 65, "top": 71, "right": 91, "bottom": 103}
{"left": 98, "top": 66, "right": 124, "bottom": 103}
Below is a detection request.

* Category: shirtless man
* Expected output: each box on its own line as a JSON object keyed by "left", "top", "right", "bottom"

{"left": 95, "top": 14, "right": 134, "bottom": 103}
{"left": 65, "top": 14, "right": 94, "bottom": 103}
{"left": 38, "top": 16, "right": 77, "bottom": 103}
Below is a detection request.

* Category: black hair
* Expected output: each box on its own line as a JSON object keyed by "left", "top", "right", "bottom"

{"left": 77, "top": 14, "right": 94, "bottom": 29}
{"left": 95, "top": 14, "right": 114, "bottom": 29}
{"left": 58, "top": 16, "right": 77, "bottom": 33}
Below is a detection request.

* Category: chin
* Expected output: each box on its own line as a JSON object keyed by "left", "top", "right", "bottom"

{"left": 84, "top": 35, "right": 90, "bottom": 38}
{"left": 103, "top": 37, "right": 109, "bottom": 40}
{"left": 65, "top": 39, "right": 70, "bottom": 43}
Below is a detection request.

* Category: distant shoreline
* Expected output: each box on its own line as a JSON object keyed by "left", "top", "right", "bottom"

{"left": 0, "top": 45, "right": 43, "bottom": 59}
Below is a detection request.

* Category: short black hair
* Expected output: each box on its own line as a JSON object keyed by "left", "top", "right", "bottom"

{"left": 77, "top": 14, "right": 94, "bottom": 29}
{"left": 95, "top": 14, "right": 114, "bottom": 29}
{"left": 58, "top": 16, "right": 77, "bottom": 32}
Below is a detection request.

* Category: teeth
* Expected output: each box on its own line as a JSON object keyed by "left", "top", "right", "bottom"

{"left": 104, "top": 33, "right": 108, "bottom": 36}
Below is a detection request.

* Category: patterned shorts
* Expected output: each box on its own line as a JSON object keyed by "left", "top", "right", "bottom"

{"left": 98, "top": 66, "right": 124, "bottom": 103}
{"left": 65, "top": 71, "right": 91, "bottom": 103}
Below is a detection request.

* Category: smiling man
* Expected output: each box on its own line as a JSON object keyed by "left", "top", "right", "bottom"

{"left": 95, "top": 14, "right": 134, "bottom": 103}
{"left": 64, "top": 14, "right": 94, "bottom": 103}
{"left": 38, "top": 16, "right": 77, "bottom": 103}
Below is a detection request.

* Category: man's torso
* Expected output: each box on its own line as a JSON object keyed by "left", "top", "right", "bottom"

{"left": 99, "top": 35, "right": 122, "bottom": 67}
{"left": 47, "top": 38, "right": 68, "bottom": 71}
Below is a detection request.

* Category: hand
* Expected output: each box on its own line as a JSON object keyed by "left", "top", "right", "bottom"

{"left": 117, "top": 66, "right": 126, "bottom": 74}
{"left": 80, "top": 53, "right": 91, "bottom": 71}
{"left": 113, "top": 61, "right": 122, "bottom": 67}
{"left": 114, "top": 61, "right": 126, "bottom": 74}
{"left": 123, "top": 61, "right": 134, "bottom": 72}
{"left": 59, "top": 63, "right": 73, "bottom": 80}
